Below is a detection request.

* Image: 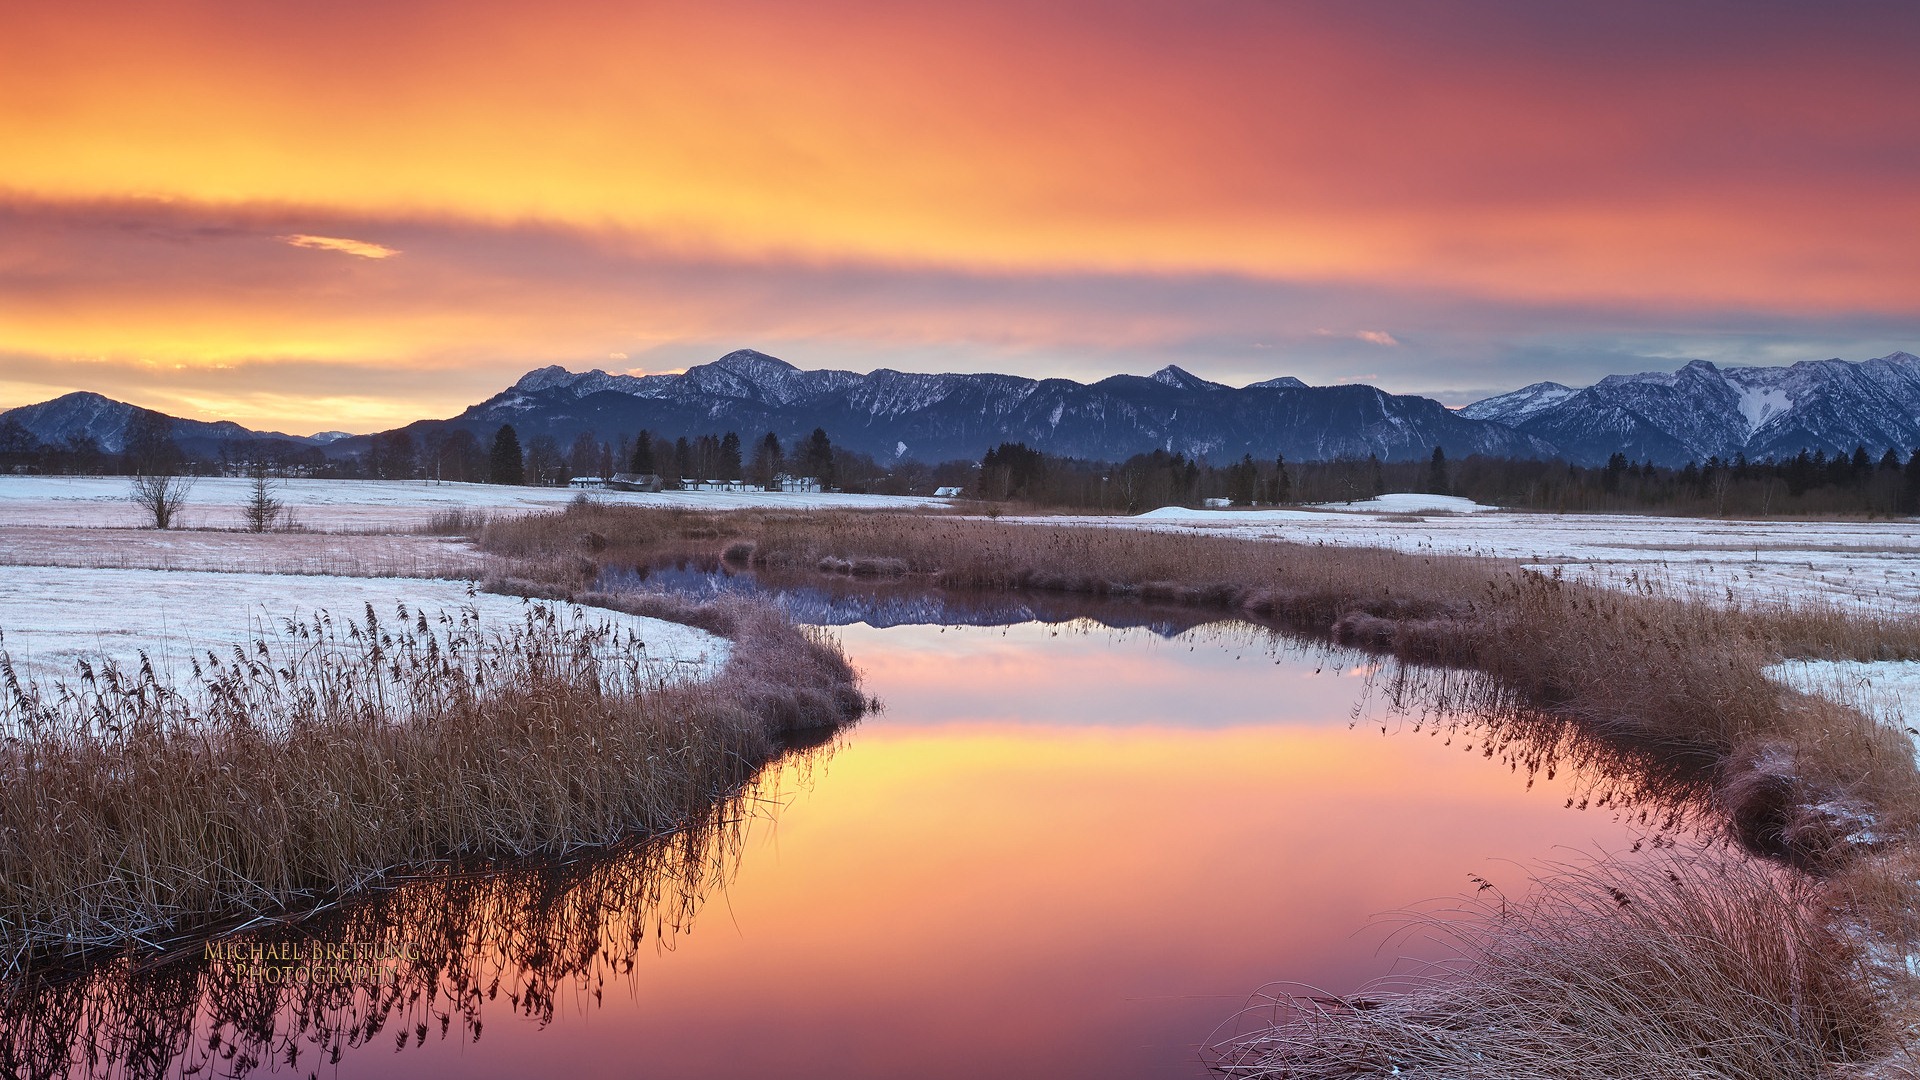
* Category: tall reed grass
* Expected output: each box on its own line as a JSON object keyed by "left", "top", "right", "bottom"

{"left": 0, "top": 744, "right": 828, "bottom": 1080}
{"left": 483, "top": 504, "right": 1920, "bottom": 868}
{"left": 474, "top": 502, "right": 1920, "bottom": 1073}
{"left": 0, "top": 591, "right": 863, "bottom": 977}
{"left": 1209, "top": 851, "right": 1882, "bottom": 1080}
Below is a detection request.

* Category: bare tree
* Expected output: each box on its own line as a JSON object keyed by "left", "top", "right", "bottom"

{"left": 129, "top": 473, "right": 194, "bottom": 529}
{"left": 241, "top": 466, "right": 282, "bottom": 532}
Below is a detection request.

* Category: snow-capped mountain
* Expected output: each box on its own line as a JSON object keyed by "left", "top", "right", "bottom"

{"left": 1456, "top": 381, "right": 1578, "bottom": 426}
{"left": 1460, "top": 353, "right": 1920, "bottom": 465}
{"left": 364, "top": 349, "right": 1553, "bottom": 464}
{"left": 0, "top": 392, "right": 343, "bottom": 454}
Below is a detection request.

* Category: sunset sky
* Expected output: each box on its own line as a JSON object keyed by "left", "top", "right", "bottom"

{"left": 4, "top": 0, "right": 1918, "bottom": 433}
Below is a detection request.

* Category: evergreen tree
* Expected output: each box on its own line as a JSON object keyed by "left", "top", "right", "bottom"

{"left": 489, "top": 424, "right": 525, "bottom": 485}
{"left": 1425, "top": 446, "right": 1449, "bottom": 495}
{"left": 1226, "top": 454, "right": 1258, "bottom": 505}
{"left": 630, "top": 431, "right": 655, "bottom": 475}
{"left": 241, "top": 463, "right": 282, "bottom": 532}
{"left": 1602, "top": 452, "right": 1629, "bottom": 493}
{"left": 801, "top": 428, "right": 835, "bottom": 489}
{"left": 1904, "top": 449, "right": 1920, "bottom": 515}
{"left": 750, "top": 431, "right": 784, "bottom": 488}
{"left": 672, "top": 437, "right": 691, "bottom": 484}
{"left": 719, "top": 431, "right": 744, "bottom": 481}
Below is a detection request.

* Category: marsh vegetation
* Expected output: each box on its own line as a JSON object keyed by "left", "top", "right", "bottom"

{"left": 0, "top": 592, "right": 864, "bottom": 976}
{"left": 474, "top": 501, "right": 1920, "bottom": 1076}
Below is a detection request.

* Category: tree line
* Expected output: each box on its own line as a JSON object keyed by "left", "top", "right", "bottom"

{"left": 10, "top": 407, "right": 1920, "bottom": 516}
{"left": 0, "top": 412, "right": 970, "bottom": 496}
{"left": 968, "top": 441, "right": 1920, "bottom": 517}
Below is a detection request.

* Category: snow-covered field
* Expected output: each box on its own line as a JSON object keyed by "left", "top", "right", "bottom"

{"left": 0, "top": 567, "right": 730, "bottom": 688}
{"left": 0, "top": 475, "right": 950, "bottom": 530}
{"left": 3, "top": 476, "right": 1916, "bottom": 737}
{"left": 1030, "top": 501, "right": 1920, "bottom": 614}
{"left": 0, "top": 525, "right": 482, "bottom": 577}
{"left": 1764, "top": 660, "right": 1920, "bottom": 762}
{"left": 1070, "top": 496, "right": 1920, "bottom": 750}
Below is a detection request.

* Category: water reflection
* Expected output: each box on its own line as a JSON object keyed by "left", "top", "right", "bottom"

{"left": 2, "top": 598, "right": 1721, "bottom": 1079}
{"left": 0, "top": 741, "right": 837, "bottom": 1080}
{"left": 599, "top": 559, "right": 1227, "bottom": 636}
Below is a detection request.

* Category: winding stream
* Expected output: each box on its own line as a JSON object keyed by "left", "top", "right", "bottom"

{"left": 3, "top": 580, "right": 1708, "bottom": 1079}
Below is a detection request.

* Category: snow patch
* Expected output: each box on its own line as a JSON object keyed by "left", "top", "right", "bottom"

{"left": 0, "top": 567, "right": 731, "bottom": 689}
{"left": 1763, "top": 660, "right": 1920, "bottom": 761}
{"left": 1133, "top": 506, "right": 1344, "bottom": 524}
{"left": 0, "top": 476, "right": 950, "bottom": 529}
{"left": 1737, "top": 384, "right": 1793, "bottom": 434}
{"left": 1311, "top": 493, "right": 1501, "bottom": 514}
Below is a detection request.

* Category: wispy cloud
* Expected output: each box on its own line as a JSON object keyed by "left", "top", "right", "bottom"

{"left": 281, "top": 234, "right": 399, "bottom": 259}
{"left": 1313, "top": 328, "right": 1401, "bottom": 346}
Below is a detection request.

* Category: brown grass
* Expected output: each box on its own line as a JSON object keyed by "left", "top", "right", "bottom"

{"left": 0, "top": 591, "right": 864, "bottom": 977}
{"left": 1208, "top": 851, "right": 1883, "bottom": 1079}
{"left": 483, "top": 504, "right": 1920, "bottom": 868}
{"left": 0, "top": 748, "right": 823, "bottom": 1080}
{"left": 475, "top": 502, "right": 1920, "bottom": 1072}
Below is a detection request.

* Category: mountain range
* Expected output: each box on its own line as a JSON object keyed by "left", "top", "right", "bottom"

{"left": 343, "top": 350, "right": 1552, "bottom": 465}
{"left": 5, "top": 349, "right": 1918, "bottom": 468}
{"left": 1460, "top": 352, "right": 1920, "bottom": 464}
{"left": 0, "top": 391, "right": 346, "bottom": 457}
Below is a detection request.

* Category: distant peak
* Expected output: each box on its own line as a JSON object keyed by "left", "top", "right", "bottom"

{"left": 511, "top": 364, "right": 579, "bottom": 392}
{"left": 711, "top": 349, "right": 797, "bottom": 371}
{"left": 1246, "top": 375, "right": 1308, "bottom": 389}
{"left": 41, "top": 390, "right": 118, "bottom": 406}
{"left": 1878, "top": 350, "right": 1919, "bottom": 365}
{"left": 1149, "top": 364, "right": 1224, "bottom": 390}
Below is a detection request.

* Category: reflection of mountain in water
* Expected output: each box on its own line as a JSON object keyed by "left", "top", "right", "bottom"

{"left": 610, "top": 559, "right": 1719, "bottom": 838}
{"left": 0, "top": 739, "right": 837, "bottom": 1080}
{"left": 598, "top": 561, "right": 1217, "bottom": 636}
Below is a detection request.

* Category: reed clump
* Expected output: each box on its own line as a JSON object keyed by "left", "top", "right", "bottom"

{"left": 1209, "top": 851, "right": 1882, "bottom": 1080}
{"left": 478, "top": 504, "right": 1920, "bottom": 1072}
{"left": 0, "top": 592, "right": 863, "bottom": 977}
{"left": 483, "top": 505, "right": 1920, "bottom": 868}
{"left": 0, "top": 749, "right": 822, "bottom": 1080}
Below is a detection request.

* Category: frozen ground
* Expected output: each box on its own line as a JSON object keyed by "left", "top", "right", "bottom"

{"left": 1032, "top": 502, "right": 1920, "bottom": 614}
{"left": 1764, "top": 660, "right": 1920, "bottom": 762}
{"left": 0, "top": 475, "right": 950, "bottom": 530}
{"left": 1308, "top": 493, "right": 1501, "bottom": 514}
{"left": 0, "top": 567, "right": 730, "bottom": 689}
{"left": 0, "top": 526, "right": 483, "bottom": 577}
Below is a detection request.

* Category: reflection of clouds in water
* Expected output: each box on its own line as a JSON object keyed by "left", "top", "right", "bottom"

{"left": 1, "top": 575, "right": 1726, "bottom": 1080}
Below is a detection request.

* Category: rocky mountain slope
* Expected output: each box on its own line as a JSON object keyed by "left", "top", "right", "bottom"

{"left": 361, "top": 349, "right": 1552, "bottom": 464}
{"left": 1461, "top": 353, "right": 1920, "bottom": 465}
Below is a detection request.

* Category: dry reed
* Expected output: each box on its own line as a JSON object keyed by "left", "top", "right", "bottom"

{"left": 0, "top": 591, "right": 863, "bottom": 977}
{"left": 482, "top": 504, "right": 1920, "bottom": 867}
{"left": 1208, "top": 851, "right": 1881, "bottom": 1079}
{"left": 0, "top": 745, "right": 828, "bottom": 1080}
{"left": 474, "top": 502, "right": 1920, "bottom": 1073}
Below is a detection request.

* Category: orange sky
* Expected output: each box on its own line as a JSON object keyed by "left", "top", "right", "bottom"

{"left": 3, "top": 1, "right": 1918, "bottom": 431}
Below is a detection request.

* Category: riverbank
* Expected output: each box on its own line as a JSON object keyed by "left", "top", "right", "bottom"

{"left": 483, "top": 501, "right": 1920, "bottom": 1075}
{"left": 0, "top": 590, "right": 865, "bottom": 976}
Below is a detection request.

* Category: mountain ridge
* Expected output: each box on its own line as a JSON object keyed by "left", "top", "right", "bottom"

{"left": 1462, "top": 353, "right": 1920, "bottom": 464}
{"left": 6, "top": 348, "right": 1917, "bottom": 469}
{"left": 362, "top": 348, "right": 1553, "bottom": 465}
